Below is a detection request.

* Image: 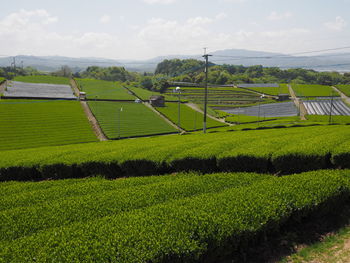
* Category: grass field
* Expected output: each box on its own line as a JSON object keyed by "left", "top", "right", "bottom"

{"left": 336, "top": 85, "right": 350, "bottom": 97}
{"left": 76, "top": 78, "right": 135, "bottom": 100}
{"left": 88, "top": 101, "right": 177, "bottom": 139}
{"left": 0, "top": 100, "right": 97, "bottom": 151}
{"left": 1, "top": 169, "right": 349, "bottom": 262}
{"left": 13, "top": 75, "right": 70, "bottom": 85}
{"left": 127, "top": 86, "right": 182, "bottom": 101}
{"left": 155, "top": 102, "right": 226, "bottom": 131}
{"left": 292, "top": 84, "right": 339, "bottom": 97}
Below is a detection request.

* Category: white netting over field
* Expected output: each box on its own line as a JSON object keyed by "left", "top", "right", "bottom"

{"left": 4, "top": 81, "right": 76, "bottom": 99}
{"left": 303, "top": 99, "right": 350, "bottom": 115}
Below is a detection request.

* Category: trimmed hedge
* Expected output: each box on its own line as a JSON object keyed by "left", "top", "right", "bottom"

{"left": 1, "top": 170, "right": 349, "bottom": 262}
{"left": 0, "top": 125, "right": 349, "bottom": 181}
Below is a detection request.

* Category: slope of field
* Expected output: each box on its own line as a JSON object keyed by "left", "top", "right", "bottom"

{"left": 13, "top": 75, "right": 70, "bottom": 85}
{"left": 336, "top": 84, "right": 350, "bottom": 97}
{"left": 155, "top": 102, "right": 226, "bottom": 131}
{"left": 127, "top": 86, "right": 182, "bottom": 101}
{"left": 76, "top": 78, "right": 135, "bottom": 100}
{"left": 88, "top": 101, "right": 177, "bottom": 139}
{"left": 1, "top": 170, "right": 349, "bottom": 262}
{"left": 245, "top": 83, "right": 290, "bottom": 95}
{"left": 0, "top": 124, "right": 349, "bottom": 181}
{"left": 0, "top": 100, "right": 97, "bottom": 151}
{"left": 292, "top": 84, "right": 339, "bottom": 97}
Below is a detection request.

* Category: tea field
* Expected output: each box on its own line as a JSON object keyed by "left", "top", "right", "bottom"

{"left": 0, "top": 100, "right": 97, "bottom": 151}
{"left": 88, "top": 101, "right": 177, "bottom": 139}
{"left": 127, "top": 86, "right": 181, "bottom": 101}
{"left": 76, "top": 78, "right": 135, "bottom": 100}
{"left": 292, "top": 84, "right": 339, "bottom": 97}
{"left": 155, "top": 102, "right": 226, "bottom": 131}
{"left": 243, "top": 83, "right": 290, "bottom": 96}
{"left": 1, "top": 169, "right": 349, "bottom": 262}
{"left": 336, "top": 84, "right": 350, "bottom": 96}
{"left": 13, "top": 75, "right": 70, "bottom": 85}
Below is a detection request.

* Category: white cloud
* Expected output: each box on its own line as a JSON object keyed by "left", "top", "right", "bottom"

{"left": 100, "top": 15, "right": 111, "bottom": 24}
{"left": 267, "top": 11, "right": 292, "bottom": 21}
{"left": 324, "top": 16, "right": 347, "bottom": 31}
{"left": 142, "top": 0, "right": 176, "bottom": 4}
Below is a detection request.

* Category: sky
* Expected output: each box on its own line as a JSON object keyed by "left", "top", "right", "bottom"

{"left": 0, "top": 0, "right": 350, "bottom": 60}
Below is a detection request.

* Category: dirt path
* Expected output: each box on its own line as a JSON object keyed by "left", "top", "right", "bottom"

{"left": 288, "top": 84, "right": 307, "bottom": 120}
{"left": 333, "top": 86, "right": 350, "bottom": 105}
{"left": 80, "top": 101, "right": 108, "bottom": 141}
{"left": 0, "top": 80, "right": 7, "bottom": 95}
{"left": 70, "top": 79, "right": 80, "bottom": 97}
{"left": 186, "top": 102, "right": 232, "bottom": 125}
{"left": 144, "top": 102, "right": 185, "bottom": 133}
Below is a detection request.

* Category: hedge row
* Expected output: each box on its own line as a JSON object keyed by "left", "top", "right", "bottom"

{"left": 1, "top": 170, "right": 349, "bottom": 262}
{"left": 0, "top": 125, "right": 349, "bottom": 181}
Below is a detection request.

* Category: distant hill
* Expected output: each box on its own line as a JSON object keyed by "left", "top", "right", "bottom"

{"left": 1, "top": 49, "right": 349, "bottom": 73}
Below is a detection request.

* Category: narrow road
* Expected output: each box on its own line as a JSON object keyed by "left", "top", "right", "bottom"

{"left": 80, "top": 101, "right": 108, "bottom": 141}
{"left": 186, "top": 102, "right": 232, "bottom": 126}
{"left": 288, "top": 84, "right": 307, "bottom": 120}
{"left": 70, "top": 79, "right": 80, "bottom": 97}
{"left": 333, "top": 86, "right": 350, "bottom": 105}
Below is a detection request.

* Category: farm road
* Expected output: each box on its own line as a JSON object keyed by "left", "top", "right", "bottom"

{"left": 333, "top": 86, "right": 350, "bottom": 105}
{"left": 288, "top": 85, "right": 307, "bottom": 120}
{"left": 80, "top": 101, "right": 108, "bottom": 141}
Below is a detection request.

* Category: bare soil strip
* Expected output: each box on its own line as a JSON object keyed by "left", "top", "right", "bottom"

{"left": 288, "top": 84, "right": 307, "bottom": 120}
{"left": 333, "top": 86, "right": 350, "bottom": 105}
{"left": 186, "top": 102, "right": 232, "bottom": 125}
{"left": 80, "top": 101, "right": 108, "bottom": 141}
{"left": 70, "top": 79, "right": 80, "bottom": 97}
{"left": 144, "top": 102, "right": 185, "bottom": 133}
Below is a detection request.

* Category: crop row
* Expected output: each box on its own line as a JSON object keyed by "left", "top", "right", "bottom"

{"left": 1, "top": 170, "right": 349, "bottom": 262}
{"left": 336, "top": 84, "right": 350, "bottom": 96}
{"left": 13, "top": 75, "right": 70, "bottom": 85}
{"left": 0, "top": 125, "right": 349, "bottom": 181}
{"left": 292, "top": 84, "right": 339, "bottom": 97}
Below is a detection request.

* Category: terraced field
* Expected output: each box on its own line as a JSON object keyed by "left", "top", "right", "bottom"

{"left": 13, "top": 75, "right": 70, "bottom": 85}
{"left": 223, "top": 101, "right": 298, "bottom": 117}
{"left": 292, "top": 84, "right": 339, "bottom": 97}
{"left": 155, "top": 102, "right": 226, "bottom": 131}
{"left": 243, "top": 83, "right": 290, "bottom": 96}
{"left": 165, "top": 86, "right": 266, "bottom": 107}
{"left": 127, "top": 86, "right": 181, "bottom": 101}
{"left": 88, "top": 101, "right": 177, "bottom": 139}
{"left": 303, "top": 99, "right": 350, "bottom": 115}
{"left": 1, "top": 169, "right": 349, "bottom": 262}
{"left": 76, "top": 78, "right": 135, "bottom": 100}
{"left": 0, "top": 100, "right": 97, "bottom": 151}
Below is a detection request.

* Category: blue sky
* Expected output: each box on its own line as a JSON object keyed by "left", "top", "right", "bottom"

{"left": 1, "top": 0, "right": 349, "bottom": 59}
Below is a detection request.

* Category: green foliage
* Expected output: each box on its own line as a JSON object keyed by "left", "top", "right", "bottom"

{"left": 88, "top": 101, "right": 177, "bottom": 139}
{"left": 1, "top": 170, "right": 349, "bottom": 262}
{"left": 245, "top": 84, "right": 290, "bottom": 95}
{"left": 127, "top": 85, "right": 181, "bottom": 101}
{"left": 292, "top": 84, "right": 339, "bottom": 97}
{"left": 0, "top": 100, "right": 97, "bottom": 151}
{"left": 155, "top": 102, "right": 226, "bottom": 131}
{"left": 76, "top": 78, "right": 135, "bottom": 100}
{"left": 225, "top": 114, "right": 277, "bottom": 124}
{"left": 306, "top": 115, "right": 350, "bottom": 123}
{"left": 155, "top": 59, "right": 204, "bottom": 76}
{"left": 80, "top": 66, "right": 139, "bottom": 82}
{"left": 336, "top": 85, "right": 350, "bottom": 96}
{"left": 13, "top": 75, "right": 70, "bottom": 85}
{"left": 0, "top": 125, "right": 349, "bottom": 181}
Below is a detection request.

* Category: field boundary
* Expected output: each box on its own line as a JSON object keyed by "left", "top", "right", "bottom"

{"left": 80, "top": 101, "right": 108, "bottom": 141}
{"left": 289, "top": 85, "right": 307, "bottom": 120}
{"left": 143, "top": 102, "right": 185, "bottom": 133}
{"left": 333, "top": 86, "right": 350, "bottom": 105}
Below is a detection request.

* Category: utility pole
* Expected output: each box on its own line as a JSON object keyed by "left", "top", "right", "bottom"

{"left": 203, "top": 48, "right": 212, "bottom": 133}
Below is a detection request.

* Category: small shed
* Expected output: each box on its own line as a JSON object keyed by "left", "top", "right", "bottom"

{"left": 134, "top": 98, "right": 142, "bottom": 103}
{"left": 149, "top": 95, "right": 165, "bottom": 107}
{"left": 79, "top": 91, "right": 87, "bottom": 100}
{"left": 277, "top": 94, "right": 290, "bottom": 101}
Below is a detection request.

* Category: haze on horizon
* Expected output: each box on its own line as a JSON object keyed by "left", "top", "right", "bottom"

{"left": 1, "top": 0, "right": 350, "bottom": 60}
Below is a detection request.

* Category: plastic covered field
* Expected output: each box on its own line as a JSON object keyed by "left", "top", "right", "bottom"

{"left": 4, "top": 81, "right": 76, "bottom": 99}
{"left": 223, "top": 101, "right": 298, "bottom": 117}
{"left": 303, "top": 99, "right": 350, "bottom": 115}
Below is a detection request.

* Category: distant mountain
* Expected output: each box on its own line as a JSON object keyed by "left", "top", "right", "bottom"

{"left": 1, "top": 49, "right": 349, "bottom": 73}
